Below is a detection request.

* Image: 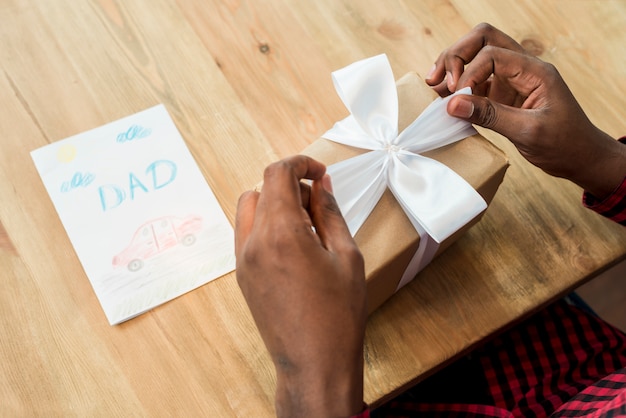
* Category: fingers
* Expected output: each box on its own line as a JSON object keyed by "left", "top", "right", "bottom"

{"left": 237, "top": 157, "right": 359, "bottom": 267}
{"left": 455, "top": 46, "right": 542, "bottom": 95}
{"left": 308, "top": 174, "right": 356, "bottom": 254}
{"left": 295, "top": 181, "right": 312, "bottom": 210}
{"left": 426, "top": 23, "right": 527, "bottom": 93}
{"left": 445, "top": 46, "right": 547, "bottom": 138}
{"left": 235, "top": 190, "right": 259, "bottom": 255}
{"left": 260, "top": 155, "right": 326, "bottom": 212}
{"left": 252, "top": 181, "right": 313, "bottom": 211}
{"left": 236, "top": 155, "right": 327, "bottom": 254}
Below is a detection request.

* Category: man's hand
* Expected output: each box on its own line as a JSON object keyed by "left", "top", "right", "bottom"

{"left": 235, "top": 156, "right": 366, "bottom": 417}
{"left": 426, "top": 23, "right": 626, "bottom": 199}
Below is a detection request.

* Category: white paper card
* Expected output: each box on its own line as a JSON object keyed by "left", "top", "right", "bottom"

{"left": 31, "top": 105, "right": 235, "bottom": 325}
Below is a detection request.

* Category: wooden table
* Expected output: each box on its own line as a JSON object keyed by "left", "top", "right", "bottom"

{"left": 2, "top": 1, "right": 625, "bottom": 415}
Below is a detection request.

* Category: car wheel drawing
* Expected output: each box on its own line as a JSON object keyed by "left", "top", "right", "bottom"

{"left": 127, "top": 259, "right": 144, "bottom": 272}
{"left": 182, "top": 234, "right": 196, "bottom": 246}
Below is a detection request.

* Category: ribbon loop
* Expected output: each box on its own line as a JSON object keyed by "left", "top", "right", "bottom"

{"left": 330, "top": 54, "right": 398, "bottom": 144}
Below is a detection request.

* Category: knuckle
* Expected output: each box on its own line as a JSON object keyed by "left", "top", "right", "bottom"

{"left": 263, "top": 160, "right": 289, "bottom": 180}
{"left": 475, "top": 22, "right": 495, "bottom": 35}
{"left": 238, "top": 241, "right": 260, "bottom": 267}
{"left": 541, "top": 62, "right": 562, "bottom": 84}
{"left": 237, "top": 190, "right": 256, "bottom": 206}
{"left": 542, "top": 61, "right": 558, "bottom": 74}
{"left": 236, "top": 246, "right": 259, "bottom": 285}
{"left": 344, "top": 242, "right": 364, "bottom": 269}
{"left": 480, "top": 44, "right": 498, "bottom": 56}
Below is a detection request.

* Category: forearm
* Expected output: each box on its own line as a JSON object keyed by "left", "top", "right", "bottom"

{"left": 274, "top": 353, "right": 364, "bottom": 417}
{"left": 573, "top": 130, "right": 626, "bottom": 199}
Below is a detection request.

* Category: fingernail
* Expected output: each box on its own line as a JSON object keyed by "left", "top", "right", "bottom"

{"left": 449, "top": 97, "right": 474, "bottom": 118}
{"left": 322, "top": 174, "right": 334, "bottom": 195}
{"left": 446, "top": 71, "right": 454, "bottom": 91}
{"left": 426, "top": 64, "right": 436, "bottom": 80}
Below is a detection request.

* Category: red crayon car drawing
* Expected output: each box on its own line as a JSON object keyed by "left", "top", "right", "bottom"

{"left": 112, "top": 215, "right": 202, "bottom": 271}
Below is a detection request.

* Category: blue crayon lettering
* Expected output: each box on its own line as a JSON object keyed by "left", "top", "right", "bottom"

{"left": 97, "top": 160, "right": 177, "bottom": 212}
{"left": 99, "top": 185, "right": 126, "bottom": 211}
{"left": 147, "top": 160, "right": 177, "bottom": 189}
{"left": 129, "top": 173, "right": 149, "bottom": 199}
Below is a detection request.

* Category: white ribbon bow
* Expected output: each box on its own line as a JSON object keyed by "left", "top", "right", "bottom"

{"left": 323, "top": 54, "right": 487, "bottom": 288}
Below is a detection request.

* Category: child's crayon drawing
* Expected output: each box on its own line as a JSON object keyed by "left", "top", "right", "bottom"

{"left": 112, "top": 215, "right": 203, "bottom": 272}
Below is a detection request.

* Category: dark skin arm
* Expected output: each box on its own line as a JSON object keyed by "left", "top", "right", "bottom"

{"left": 426, "top": 23, "right": 626, "bottom": 199}
{"left": 235, "top": 156, "right": 366, "bottom": 417}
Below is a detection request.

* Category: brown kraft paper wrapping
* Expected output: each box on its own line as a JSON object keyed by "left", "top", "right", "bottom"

{"left": 300, "top": 72, "right": 509, "bottom": 314}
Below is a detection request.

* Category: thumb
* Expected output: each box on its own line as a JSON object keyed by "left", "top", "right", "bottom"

{"left": 447, "top": 95, "right": 526, "bottom": 141}
{"left": 309, "top": 174, "right": 355, "bottom": 253}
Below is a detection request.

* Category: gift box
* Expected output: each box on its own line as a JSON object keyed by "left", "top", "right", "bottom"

{"left": 300, "top": 56, "right": 509, "bottom": 314}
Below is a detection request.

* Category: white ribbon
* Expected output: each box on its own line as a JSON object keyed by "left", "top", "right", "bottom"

{"left": 323, "top": 54, "right": 487, "bottom": 290}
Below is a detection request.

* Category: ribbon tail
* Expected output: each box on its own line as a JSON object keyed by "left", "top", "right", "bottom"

{"left": 388, "top": 151, "right": 486, "bottom": 289}
{"left": 395, "top": 231, "right": 439, "bottom": 291}
{"left": 327, "top": 150, "right": 389, "bottom": 236}
{"left": 388, "top": 151, "right": 487, "bottom": 243}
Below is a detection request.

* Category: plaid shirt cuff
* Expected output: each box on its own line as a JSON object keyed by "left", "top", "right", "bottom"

{"left": 582, "top": 137, "right": 626, "bottom": 225}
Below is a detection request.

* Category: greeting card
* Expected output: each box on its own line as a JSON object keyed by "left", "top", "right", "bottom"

{"left": 31, "top": 105, "right": 235, "bottom": 324}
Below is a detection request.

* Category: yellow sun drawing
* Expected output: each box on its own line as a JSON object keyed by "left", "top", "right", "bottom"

{"left": 56, "top": 144, "right": 77, "bottom": 163}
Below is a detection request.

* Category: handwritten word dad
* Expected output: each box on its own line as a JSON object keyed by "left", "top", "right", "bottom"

{"left": 98, "top": 160, "right": 177, "bottom": 212}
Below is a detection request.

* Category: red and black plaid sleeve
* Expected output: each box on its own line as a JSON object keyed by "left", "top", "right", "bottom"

{"left": 372, "top": 300, "right": 626, "bottom": 418}
{"left": 552, "top": 368, "right": 626, "bottom": 417}
{"left": 582, "top": 137, "right": 626, "bottom": 225}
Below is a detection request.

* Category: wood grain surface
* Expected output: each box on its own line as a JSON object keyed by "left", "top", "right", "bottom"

{"left": 1, "top": 1, "right": 625, "bottom": 415}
